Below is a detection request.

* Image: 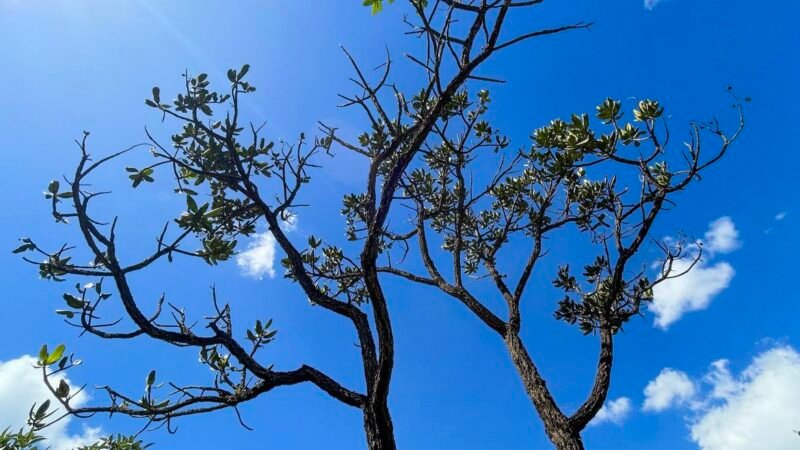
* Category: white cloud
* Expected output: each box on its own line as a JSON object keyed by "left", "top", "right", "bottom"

{"left": 650, "top": 217, "right": 739, "bottom": 329}
{"left": 236, "top": 216, "right": 299, "bottom": 280}
{"left": 702, "top": 217, "right": 740, "bottom": 255}
{"left": 643, "top": 346, "right": 800, "bottom": 450}
{"left": 0, "top": 355, "right": 101, "bottom": 450}
{"left": 651, "top": 259, "right": 735, "bottom": 329}
{"left": 643, "top": 368, "right": 697, "bottom": 412}
{"left": 691, "top": 346, "right": 800, "bottom": 449}
{"left": 703, "top": 360, "right": 739, "bottom": 401}
{"left": 590, "top": 397, "right": 632, "bottom": 426}
{"left": 644, "top": 0, "right": 666, "bottom": 10}
{"left": 237, "top": 232, "right": 277, "bottom": 279}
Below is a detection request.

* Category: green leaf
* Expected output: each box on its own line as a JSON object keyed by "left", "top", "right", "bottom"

{"left": 186, "top": 195, "right": 198, "bottom": 212}
{"left": 152, "top": 87, "right": 161, "bottom": 104}
{"left": 63, "top": 293, "right": 84, "bottom": 309}
{"left": 238, "top": 64, "right": 250, "bottom": 80}
{"left": 146, "top": 370, "right": 156, "bottom": 387}
{"left": 56, "top": 379, "right": 70, "bottom": 398}
{"left": 363, "top": 0, "right": 396, "bottom": 13}
{"left": 46, "top": 344, "right": 65, "bottom": 365}
{"left": 12, "top": 243, "right": 33, "bottom": 254}
{"left": 207, "top": 206, "right": 224, "bottom": 218}
{"left": 35, "top": 400, "right": 51, "bottom": 419}
{"left": 175, "top": 188, "right": 198, "bottom": 196}
{"left": 47, "top": 180, "right": 60, "bottom": 194}
{"left": 55, "top": 310, "right": 76, "bottom": 319}
{"left": 38, "top": 345, "right": 48, "bottom": 364}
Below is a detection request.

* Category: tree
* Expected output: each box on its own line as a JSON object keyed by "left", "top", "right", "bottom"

{"left": 0, "top": 425, "right": 148, "bottom": 450}
{"left": 378, "top": 94, "right": 744, "bottom": 449}
{"left": 14, "top": 2, "right": 743, "bottom": 450}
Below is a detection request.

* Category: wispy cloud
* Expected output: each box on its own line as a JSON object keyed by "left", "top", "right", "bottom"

{"left": 644, "top": 0, "right": 667, "bottom": 10}
{"left": 765, "top": 211, "right": 788, "bottom": 234}
{"left": 643, "top": 346, "right": 800, "bottom": 450}
{"left": 590, "top": 397, "right": 632, "bottom": 426}
{"left": 236, "top": 216, "right": 299, "bottom": 280}
{"left": 650, "top": 217, "right": 739, "bottom": 329}
{"left": 0, "top": 355, "right": 101, "bottom": 450}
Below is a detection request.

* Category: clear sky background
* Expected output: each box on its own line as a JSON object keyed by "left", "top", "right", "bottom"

{"left": 0, "top": 1, "right": 798, "bottom": 449}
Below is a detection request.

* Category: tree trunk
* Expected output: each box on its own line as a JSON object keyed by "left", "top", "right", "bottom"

{"left": 549, "top": 431, "right": 585, "bottom": 450}
{"left": 363, "top": 402, "right": 396, "bottom": 450}
{"left": 504, "top": 333, "right": 585, "bottom": 450}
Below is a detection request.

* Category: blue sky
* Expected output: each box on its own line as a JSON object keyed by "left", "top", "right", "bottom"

{"left": 0, "top": 1, "right": 798, "bottom": 449}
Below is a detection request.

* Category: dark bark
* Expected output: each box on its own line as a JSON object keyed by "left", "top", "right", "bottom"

{"left": 569, "top": 329, "right": 613, "bottom": 431}
{"left": 504, "top": 333, "right": 585, "bottom": 450}
{"left": 551, "top": 434, "right": 585, "bottom": 450}
{"left": 363, "top": 401, "right": 396, "bottom": 450}
{"left": 359, "top": 260, "right": 397, "bottom": 450}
